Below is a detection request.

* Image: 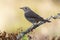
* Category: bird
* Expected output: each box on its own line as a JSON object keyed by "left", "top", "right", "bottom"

{"left": 20, "top": 7, "right": 51, "bottom": 25}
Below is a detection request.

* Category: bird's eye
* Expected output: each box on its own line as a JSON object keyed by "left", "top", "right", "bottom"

{"left": 25, "top": 7, "right": 27, "bottom": 9}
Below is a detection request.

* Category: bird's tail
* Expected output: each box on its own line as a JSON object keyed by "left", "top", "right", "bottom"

{"left": 44, "top": 20, "right": 51, "bottom": 22}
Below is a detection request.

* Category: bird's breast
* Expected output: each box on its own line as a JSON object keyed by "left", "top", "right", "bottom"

{"left": 25, "top": 13, "right": 32, "bottom": 18}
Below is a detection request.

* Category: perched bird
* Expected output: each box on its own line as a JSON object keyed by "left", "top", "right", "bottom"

{"left": 20, "top": 7, "right": 51, "bottom": 25}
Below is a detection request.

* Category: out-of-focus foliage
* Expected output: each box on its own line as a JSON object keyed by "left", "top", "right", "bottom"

{"left": 22, "top": 35, "right": 28, "bottom": 40}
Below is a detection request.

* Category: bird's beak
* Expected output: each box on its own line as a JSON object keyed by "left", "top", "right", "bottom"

{"left": 20, "top": 8, "right": 23, "bottom": 9}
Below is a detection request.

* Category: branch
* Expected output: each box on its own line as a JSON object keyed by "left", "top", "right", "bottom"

{"left": 16, "top": 16, "right": 53, "bottom": 40}
{"left": 52, "top": 13, "right": 60, "bottom": 19}
{"left": 16, "top": 13, "right": 60, "bottom": 40}
{"left": 17, "top": 22, "right": 46, "bottom": 40}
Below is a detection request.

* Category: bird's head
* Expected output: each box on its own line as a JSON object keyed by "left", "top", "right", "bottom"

{"left": 20, "top": 7, "right": 31, "bottom": 13}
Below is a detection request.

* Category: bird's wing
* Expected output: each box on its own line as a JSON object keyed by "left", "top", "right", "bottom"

{"left": 25, "top": 11, "right": 44, "bottom": 20}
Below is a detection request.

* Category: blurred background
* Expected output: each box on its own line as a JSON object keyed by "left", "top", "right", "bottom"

{"left": 0, "top": 0, "right": 60, "bottom": 39}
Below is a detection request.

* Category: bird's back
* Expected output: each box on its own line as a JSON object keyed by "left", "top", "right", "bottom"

{"left": 25, "top": 10, "right": 44, "bottom": 22}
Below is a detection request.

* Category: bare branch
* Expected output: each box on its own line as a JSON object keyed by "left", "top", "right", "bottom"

{"left": 52, "top": 13, "right": 60, "bottom": 19}
{"left": 17, "top": 13, "right": 60, "bottom": 40}
{"left": 16, "top": 17, "right": 52, "bottom": 40}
